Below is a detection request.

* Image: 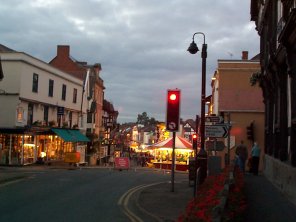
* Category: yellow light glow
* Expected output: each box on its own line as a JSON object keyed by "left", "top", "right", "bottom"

{"left": 24, "top": 143, "right": 35, "bottom": 147}
{"left": 40, "top": 152, "right": 46, "bottom": 158}
{"left": 159, "top": 148, "right": 171, "bottom": 151}
{"left": 176, "top": 149, "right": 193, "bottom": 152}
{"left": 158, "top": 147, "right": 193, "bottom": 152}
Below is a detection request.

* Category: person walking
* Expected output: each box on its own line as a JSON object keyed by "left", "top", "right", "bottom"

{"left": 235, "top": 140, "right": 248, "bottom": 172}
{"left": 251, "top": 142, "right": 261, "bottom": 175}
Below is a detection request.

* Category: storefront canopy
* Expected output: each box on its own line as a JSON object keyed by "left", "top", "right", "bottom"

{"left": 0, "top": 128, "right": 26, "bottom": 134}
{"left": 51, "top": 128, "right": 90, "bottom": 142}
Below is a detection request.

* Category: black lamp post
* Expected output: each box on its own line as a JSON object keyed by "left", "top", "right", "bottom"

{"left": 188, "top": 32, "right": 208, "bottom": 184}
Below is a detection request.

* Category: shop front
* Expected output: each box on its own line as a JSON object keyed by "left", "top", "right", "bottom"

{"left": 49, "top": 128, "right": 89, "bottom": 164}
{"left": 0, "top": 127, "right": 89, "bottom": 166}
{"left": 0, "top": 128, "right": 26, "bottom": 165}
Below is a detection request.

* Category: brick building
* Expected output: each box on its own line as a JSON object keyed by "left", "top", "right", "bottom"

{"left": 209, "top": 51, "right": 264, "bottom": 169}
{"left": 49, "top": 45, "right": 105, "bottom": 157}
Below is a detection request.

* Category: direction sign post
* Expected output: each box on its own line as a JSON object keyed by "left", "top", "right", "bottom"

{"left": 205, "top": 124, "right": 229, "bottom": 138}
{"left": 206, "top": 140, "right": 225, "bottom": 151}
{"left": 205, "top": 116, "right": 223, "bottom": 123}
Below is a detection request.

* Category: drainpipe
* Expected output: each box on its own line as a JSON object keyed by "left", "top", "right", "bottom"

{"left": 9, "top": 134, "right": 12, "bottom": 165}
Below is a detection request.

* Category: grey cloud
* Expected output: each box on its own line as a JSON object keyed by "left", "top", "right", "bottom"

{"left": 0, "top": 0, "right": 259, "bottom": 123}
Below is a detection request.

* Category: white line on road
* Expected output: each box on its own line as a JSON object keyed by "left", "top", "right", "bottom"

{"left": 0, "top": 178, "right": 26, "bottom": 188}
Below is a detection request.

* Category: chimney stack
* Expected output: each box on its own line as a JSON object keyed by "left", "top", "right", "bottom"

{"left": 242, "top": 51, "right": 248, "bottom": 60}
{"left": 57, "top": 45, "right": 70, "bottom": 58}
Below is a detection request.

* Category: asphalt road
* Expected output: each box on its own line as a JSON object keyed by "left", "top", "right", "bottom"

{"left": 0, "top": 167, "right": 185, "bottom": 222}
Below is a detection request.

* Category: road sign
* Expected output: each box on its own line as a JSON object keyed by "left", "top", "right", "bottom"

{"left": 205, "top": 116, "right": 223, "bottom": 123}
{"left": 114, "top": 157, "right": 130, "bottom": 170}
{"left": 205, "top": 124, "right": 229, "bottom": 138}
{"left": 206, "top": 141, "right": 225, "bottom": 151}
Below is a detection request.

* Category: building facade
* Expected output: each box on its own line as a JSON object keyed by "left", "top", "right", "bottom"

{"left": 0, "top": 45, "right": 89, "bottom": 165}
{"left": 209, "top": 51, "right": 265, "bottom": 168}
{"left": 101, "top": 99, "right": 118, "bottom": 158}
{"left": 49, "top": 45, "right": 106, "bottom": 157}
{"left": 250, "top": 0, "right": 296, "bottom": 204}
{"left": 182, "top": 119, "right": 196, "bottom": 142}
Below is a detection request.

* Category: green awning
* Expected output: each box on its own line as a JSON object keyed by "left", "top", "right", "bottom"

{"left": 68, "top": 129, "right": 90, "bottom": 142}
{"left": 51, "top": 128, "right": 90, "bottom": 142}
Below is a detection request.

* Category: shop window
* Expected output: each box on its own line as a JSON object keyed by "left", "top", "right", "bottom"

{"left": 69, "top": 112, "right": 72, "bottom": 128}
{"left": 62, "top": 84, "right": 66, "bottom": 101}
{"left": 27, "top": 103, "right": 34, "bottom": 125}
{"left": 86, "top": 128, "right": 92, "bottom": 134}
{"left": 48, "top": 79, "right": 54, "bottom": 97}
{"left": 44, "top": 106, "right": 49, "bottom": 125}
{"left": 87, "top": 112, "right": 93, "bottom": 123}
{"left": 32, "top": 73, "right": 39, "bottom": 93}
{"left": 73, "top": 88, "right": 77, "bottom": 103}
{"left": 17, "top": 107, "right": 24, "bottom": 122}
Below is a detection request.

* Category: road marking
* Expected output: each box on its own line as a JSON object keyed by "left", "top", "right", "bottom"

{"left": 118, "top": 182, "right": 165, "bottom": 222}
{"left": 0, "top": 178, "right": 26, "bottom": 188}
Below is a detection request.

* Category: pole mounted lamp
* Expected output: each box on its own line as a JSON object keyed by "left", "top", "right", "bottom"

{"left": 187, "top": 32, "right": 208, "bottom": 185}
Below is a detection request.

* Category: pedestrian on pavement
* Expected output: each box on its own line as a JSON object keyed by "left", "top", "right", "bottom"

{"left": 235, "top": 140, "right": 248, "bottom": 172}
{"left": 251, "top": 142, "right": 261, "bottom": 175}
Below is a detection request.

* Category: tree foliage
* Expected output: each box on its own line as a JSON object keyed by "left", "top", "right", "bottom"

{"left": 137, "top": 112, "right": 157, "bottom": 126}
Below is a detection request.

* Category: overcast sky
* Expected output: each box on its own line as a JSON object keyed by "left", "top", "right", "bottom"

{"left": 0, "top": 0, "right": 259, "bottom": 123}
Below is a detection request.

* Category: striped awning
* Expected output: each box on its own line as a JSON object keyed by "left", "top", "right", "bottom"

{"left": 149, "top": 136, "right": 192, "bottom": 149}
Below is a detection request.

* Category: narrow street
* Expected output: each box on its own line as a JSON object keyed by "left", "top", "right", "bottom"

{"left": 0, "top": 167, "right": 189, "bottom": 222}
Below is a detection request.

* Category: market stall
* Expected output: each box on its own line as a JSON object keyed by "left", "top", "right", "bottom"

{"left": 148, "top": 136, "right": 194, "bottom": 171}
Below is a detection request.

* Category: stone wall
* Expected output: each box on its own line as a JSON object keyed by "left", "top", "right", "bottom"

{"left": 264, "top": 155, "right": 296, "bottom": 206}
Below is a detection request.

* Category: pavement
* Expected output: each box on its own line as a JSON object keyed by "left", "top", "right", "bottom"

{"left": 136, "top": 172, "right": 296, "bottom": 222}
{"left": 244, "top": 173, "right": 296, "bottom": 222}
{"left": 1, "top": 165, "right": 296, "bottom": 222}
{"left": 127, "top": 177, "right": 193, "bottom": 222}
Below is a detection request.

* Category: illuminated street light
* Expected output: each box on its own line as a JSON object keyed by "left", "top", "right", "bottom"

{"left": 187, "top": 32, "right": 208, "bottom": 185}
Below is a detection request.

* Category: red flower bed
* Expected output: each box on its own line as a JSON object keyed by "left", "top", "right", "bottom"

{"left": 222, "top": 167, "right": 246, "bottom": 221}
{"left": 178, "top": 166, "right": 246, "bottom": 222}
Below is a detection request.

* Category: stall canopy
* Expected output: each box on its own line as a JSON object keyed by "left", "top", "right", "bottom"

{"left": 51, "top": 128, "right": 90, "bottom": 142}
{"left": 149, "top": 136, "right": 192, "bottom": 149}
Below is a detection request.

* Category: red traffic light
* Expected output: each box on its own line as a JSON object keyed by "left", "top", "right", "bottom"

{"left": 192, "top": 134, "right": 198, "bottom": 150}
{"left": 166, "top": 89, "right": 181, "bottom": 132}
{"left": 167, "top": 91, "right": 179, "bottom": 103}
{"left": 169, "top": 93, "right": 177, "bottom": 101}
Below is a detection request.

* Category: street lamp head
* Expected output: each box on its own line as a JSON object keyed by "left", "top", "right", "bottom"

{"left": 187, "top": 41, "right": 199, "bottom": 54}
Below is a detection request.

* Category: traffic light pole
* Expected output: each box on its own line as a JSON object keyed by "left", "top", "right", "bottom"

{"left": 171, "top": 131, "right": 176, "bottom": 192}
{"left": 166, "top": 90, "right": 180, "bottom": 192}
